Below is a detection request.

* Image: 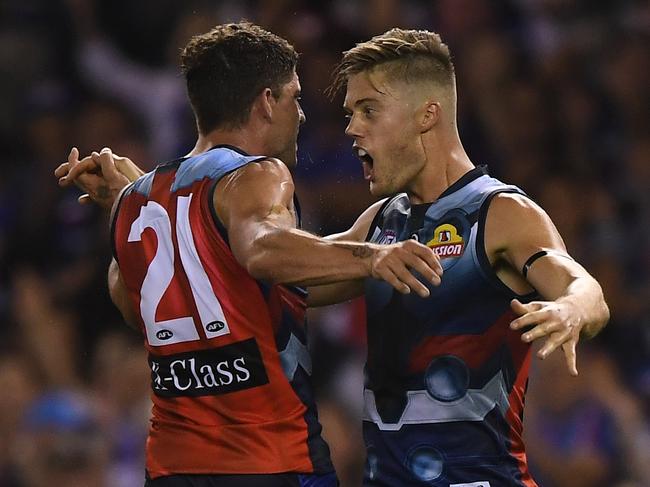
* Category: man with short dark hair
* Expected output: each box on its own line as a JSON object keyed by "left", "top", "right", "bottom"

{"left": 57, "top": 23, "right": 443, "bottom": 487}
{"left": 58, "top": 25, "right": 610, "bottom": 487}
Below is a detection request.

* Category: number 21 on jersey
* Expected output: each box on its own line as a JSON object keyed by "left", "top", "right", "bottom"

{"left": 128, "top": 194, "right": 230, "bottom": 346}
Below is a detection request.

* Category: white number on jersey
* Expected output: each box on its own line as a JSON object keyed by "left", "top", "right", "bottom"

{"left": 128, "top": 195, "right": 230, "bottom": 346}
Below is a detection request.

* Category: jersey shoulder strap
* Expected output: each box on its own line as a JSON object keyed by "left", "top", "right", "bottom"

{"left": 365, "top": 194, "right": 409, "bottom": 242}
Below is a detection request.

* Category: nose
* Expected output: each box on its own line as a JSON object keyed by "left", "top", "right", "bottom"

{"left": 345, "top": 114, "right": 361, "bottom": 138}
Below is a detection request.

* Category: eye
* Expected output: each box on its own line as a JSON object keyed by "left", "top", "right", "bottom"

{"left": 363, "top": 107, "right": 375, "bottom": 118}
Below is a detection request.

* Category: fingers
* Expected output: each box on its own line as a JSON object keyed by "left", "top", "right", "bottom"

{"left": 535, "top": 333, "right": 578, "bottom": 376}
{"left": 509, "top": 300, "right": 547, "bottom": 330}
{"left": 382, "top": 269, "right": 413, "bottom": 296}
{"left": 403, "top": 240, "right": 443, "bottom": 284}
{"left": 78, "top": 194, "right": 91, "bottom": 205}
{"left": 92, "top": 147, "right": 122, "bottom": 182}
{"left": 55, "top": 147, "right": 79, "bottom": 184}
{"left": 55, "top": 162, "right": 72, "bottom": 185}
{"left": 519, "top": 319, "right": 565, "bottom": 343}
{"left": 510, "top": 299, "right": 544, "bottom": 318}
{"left": 562, "top": 340, "right": 579, "bottom": 376}
{"left": 384, "top": 241, "right": 444, "bottom": 297}
{"left": 114, "top": 155, "right": 145, "bottom": 181}
{"left": 510, "top": 299, "right": 527, "bottom": 316}
{"left": 390, "top": 263, "right": 430, "bottom": 298}
{"left": 536, "top": 327, "right": 571, "bottom": 357}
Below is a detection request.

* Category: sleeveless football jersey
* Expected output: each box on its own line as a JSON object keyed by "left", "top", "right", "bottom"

{"left": 111, "top": 145, "right": 333, "bottom": 478}
{"left": 362, "top": 166, "right": 538, "bottom": 487}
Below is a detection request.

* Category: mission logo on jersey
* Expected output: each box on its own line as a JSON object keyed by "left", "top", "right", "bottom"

{"left": 426, "top": 223, "right": 465, "bottom": 258}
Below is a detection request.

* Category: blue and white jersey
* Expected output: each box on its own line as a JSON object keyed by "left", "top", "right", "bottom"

{"left": 363, "top": 166, "right": 539, "bottom": 487}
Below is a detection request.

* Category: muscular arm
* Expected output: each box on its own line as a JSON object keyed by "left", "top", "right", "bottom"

{"left": 218, "top": 159, "right": 441, "bottom": 293}
{"left": 307, "top": 199, "right": 388, "bottom": 307}
{"left": 486, "top": 193, "right": 610, "bottom": 374}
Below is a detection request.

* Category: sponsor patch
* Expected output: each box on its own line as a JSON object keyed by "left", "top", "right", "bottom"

{"left": 149, "top": 338, "right": 268, "bottom": 397}
{"left": 427, "top": 223, "right": 465, "bottom": 258}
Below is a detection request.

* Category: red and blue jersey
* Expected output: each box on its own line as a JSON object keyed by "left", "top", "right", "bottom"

{"left": 362, "top": 166, "right": 538, "bottom": 486}
{"left": 111, "top": 145, "right": 332, "bottom": 478}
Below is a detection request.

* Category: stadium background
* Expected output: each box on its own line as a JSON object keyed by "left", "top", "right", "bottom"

{"left": 0, "top": 0, "right": 648, "bottom": 486}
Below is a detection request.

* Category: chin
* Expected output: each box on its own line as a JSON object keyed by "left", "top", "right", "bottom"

{"left": 369, "top": 182, "right": 388, "bottom": 197}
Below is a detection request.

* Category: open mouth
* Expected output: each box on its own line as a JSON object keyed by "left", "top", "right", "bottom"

{"left": 354, "top": 147, "right": 374, "bottom": 181}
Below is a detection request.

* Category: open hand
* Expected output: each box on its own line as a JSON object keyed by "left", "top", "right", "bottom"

{"left": 510, "top": 298, "right": 581, "bottom": 376}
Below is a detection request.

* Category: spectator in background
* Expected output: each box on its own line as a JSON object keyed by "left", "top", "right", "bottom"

{"left": 525, "top": 344, "right": 650, "bottom": 487}
{"left": 0, "top": 1, "right": 648, "bottom": 486}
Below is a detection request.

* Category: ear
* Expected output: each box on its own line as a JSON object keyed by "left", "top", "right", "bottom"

{"left": 420, "top": 101, "right": 440, "bottom": 133}
{"left": 253, "top": 88, "right": 276, "bottom": 122}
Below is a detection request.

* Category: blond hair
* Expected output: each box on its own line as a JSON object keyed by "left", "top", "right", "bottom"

{"left": 328, "top": 28, "right": 455, "bottom": 99}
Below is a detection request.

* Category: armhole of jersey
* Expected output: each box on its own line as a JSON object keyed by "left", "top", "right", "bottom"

{"left": 109, "top": 183, "right": 132, "bottom": 265}
{"left": 208, "top": 177, "right": 230, "bottom": 245}
{"left": 475, "top": 188, "right": 538, "bottom": 299}
{"left": 293, "top": 193, "right": 302, "bottom": 229}
{"left": 364, "top": 196, "right": 399, "bottom": 242}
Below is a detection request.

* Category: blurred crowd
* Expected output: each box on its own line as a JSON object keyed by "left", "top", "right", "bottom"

{"left": 0, "top": 1, "right": 648, "bottom": 486}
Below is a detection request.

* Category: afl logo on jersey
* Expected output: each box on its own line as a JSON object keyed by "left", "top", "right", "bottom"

{"left": 377, "top": 229, "right": 397, "bottom": 245}
{"left": 427, "top": 224, "right": 464, "bottom": 258}
{"left": 206, "top": 321, "right": 226, "bottom": 333}
{"left": 156, "top": 329, "right": 174, "bottom": 341}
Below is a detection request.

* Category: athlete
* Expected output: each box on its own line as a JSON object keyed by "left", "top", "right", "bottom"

{"left": 312, "top": 28, "right": 610, "bottom": 486}
{"left": 56, "top": 26, "right": 609, "bottom": 487}
{"left": 57, "top": 23, "right": 444, "bottom": 487}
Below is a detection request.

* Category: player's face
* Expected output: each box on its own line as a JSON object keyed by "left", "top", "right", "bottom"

{"left": 268, "top": 71, "right": 305, "bottom": 168}
{"left": 343, "top": 70, "right": 426, "bottom": 197}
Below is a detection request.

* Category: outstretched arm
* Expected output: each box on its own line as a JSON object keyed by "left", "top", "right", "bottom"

{"left": 218, "top": 158, "right": 443, "bottom": 293}
{"left": 307, "top": 198, "right": 387, "bottom": 307}
{"left": 486, "top": 193, "right": 609, "bottom": 375}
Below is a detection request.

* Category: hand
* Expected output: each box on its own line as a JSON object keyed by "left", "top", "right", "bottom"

{"left": 510, "top": 298, "right": 582, "bottom": 376}
{"left": 55, "top": 147, "right": 143, "bottom": 209}
{"left": 369, "top": 239, "right": 443, "bottom": 298}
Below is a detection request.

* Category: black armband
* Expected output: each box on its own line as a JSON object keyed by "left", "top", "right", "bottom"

{"left": 522, "top": 250, "right": 573, "bottom": 278}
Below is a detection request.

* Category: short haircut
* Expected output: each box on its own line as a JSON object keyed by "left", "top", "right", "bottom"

{"left": 181, "top": 22, "right": 298, "bottom": 133}
{"left": 328, "top": 28, "right": 455, "bottom": 99}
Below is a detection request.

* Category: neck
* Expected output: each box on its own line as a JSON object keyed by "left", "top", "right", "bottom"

{"left": 186, "top": 125, "right": 267, "bottom": 158}
{"left": 407, "top": 128, "right": 475, "bottom": 204}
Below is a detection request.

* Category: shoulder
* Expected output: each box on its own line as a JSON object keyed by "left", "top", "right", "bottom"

{"left": 234, "top": 157, "right": 291, "bottom": 178}
{"left": 485, "top": 192, "right": 561, "bottom": 253}
{"left": 223, "top": 157, "right": 294, "bottom": 193}
{"left": 487, "top": 192, "right": 545, "bottom": 220}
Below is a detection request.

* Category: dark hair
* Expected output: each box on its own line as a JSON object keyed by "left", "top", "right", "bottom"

{"left": 181, "top": 22, "right": 298, "bottom": 133}
{"left": 327, "top": 28, "right": 455, "bottom": 99}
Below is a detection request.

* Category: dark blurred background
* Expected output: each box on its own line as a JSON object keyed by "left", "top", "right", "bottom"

{"left": 0, "top": 1, "right": 648, "bottom": 486}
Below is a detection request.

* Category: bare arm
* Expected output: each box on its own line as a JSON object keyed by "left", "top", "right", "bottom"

{"left": 486, "top": 193, "right": 610, "bottom": 375}
{"left": 307, "top": 198, "right": 388, "bottom": 307}
{"left": 218, "top": 159, "right": 442, "bottom": 293}
{"left": 108, "top": 258, "right": 138, "bottom": 330}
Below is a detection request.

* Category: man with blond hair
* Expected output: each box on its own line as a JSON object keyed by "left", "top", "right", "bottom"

{"left": 313, "top": 28, "right": 608, "bottom": 486}
{"left": 58, "top": 26, "right": 608, "bottom": 487}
